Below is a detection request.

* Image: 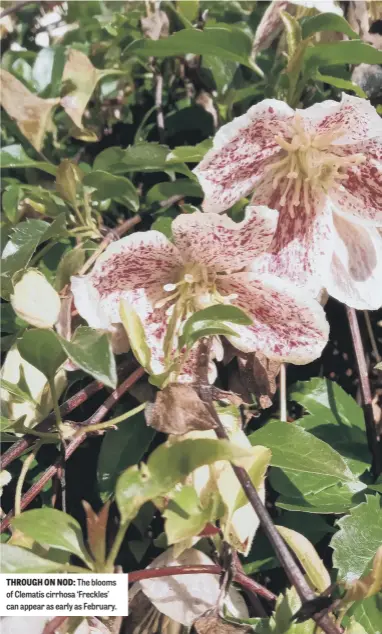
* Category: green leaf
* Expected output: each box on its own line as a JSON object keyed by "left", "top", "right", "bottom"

{"left": 116, "top": 438, "right": 253, "bottom": 523}
{"left": 18, "top": 328, "right": 66, "bottom": 381}
{"left": 164, "top": 485, "right": 217, "bottom": 545}
{"left": 281, "top": 11, "right": 302, "bottom": 59}
{"left": 120, "top": 298, "right": 152, "bottom": 373}
{"left": 0, "top": 144, "right": 57, "bottom": 175}
{"left": 304, "top": 41, "right": 382, "bottom": 70}
{"left": 11, "top": 509, "right": 93, "bottom": 567}
{"left": 166, "top": 139, "right": 212, "bottom": 163}
{"left": 56, "top": 159, "right": 84, "bottom": 208}
{"left": 1, "top": 378, "right": 38, "bottom": 407}
{"left": 55, "top": 247, "right": 85, "bottom": 291}
{"left": 32, "top": 46, "right": 66, "bottom": 97}
{"left": 290, "top": 378, "right": 370, "bottom": 476}
{"left": 124, "top": 25, "right": 256, "bottom": 69}
{"left": 97, "top": 410, "right": 156, "bottom": 501}
{"left": 348, "top": 595, "right": 382, "bottom": 634}
{"left": 93, "top": 142, "right": 191, "bottom": 176}
{"left": 146, "top": 179, "right": 202, "bottom": 204}
{"left": 59, "top": 326, "right": 117, "bottom": 389}
{"left": 151, "top": 216, "right": 173, "bottom": 239}
{"left": 301, "top": 13, "right": 359, "bottom": 40}
{"left": 83, "top": 170, "right": 139, "bottom": 212}
{"left": 1, "top": 215, "right": 68, "bottom": 299}
{"left": 314, "top": 72, "right": 367, "bottom": 98}
{"left": 179, "top": 304, "right": 252, "bottom": 349}
{"left": 331, "top": 495, "right": 382, "bottom": 581}
{"left": 276, "top": 526, "right": 330, "bottom": 593}
{"left": 1, "top": 544, "right": 66, "bottom": 573}
{"left": 249, "top": 420, "right": 366, "bottom": 513}
{"left": 2, "top": 185, "right": 23, "bottom": 223}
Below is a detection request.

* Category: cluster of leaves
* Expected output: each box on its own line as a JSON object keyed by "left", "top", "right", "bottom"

{"left": 1, "top": 2, "right": 382, "bottom": 634}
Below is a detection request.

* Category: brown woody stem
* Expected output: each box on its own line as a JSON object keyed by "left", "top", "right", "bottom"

{"left": 346, "top": 307, "right": 382, "bottom": 477}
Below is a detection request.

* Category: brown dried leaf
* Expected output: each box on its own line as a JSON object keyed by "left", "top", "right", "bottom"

{"left": 237, "top": 352, "right": 280, "bottom": 410}
{"left": 146, "top": 384, "right": 217, "bottom": 435}
{"left": 82, "top": 500, "right": 110, "bottom": 567}
{"left": 193, "top": 614, "right": 250, "bottom": 634}
{"left": 0, "top": 69, "right": 59, "bottom": 151}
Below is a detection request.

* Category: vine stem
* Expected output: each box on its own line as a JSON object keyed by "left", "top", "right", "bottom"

{"left": 0, "top": 367, "right": 145, "bottom": 533}
{"left": 363, "top": 310, "right": 381, "bottom": 363}
{"left": 197, "top": 339, "right": 342, "bottom": 634}
{"left": 14, "top": 441, "right": 42, "bottom": 516}
{"left": 346, "top": 307, "right": 382, "bottom": 477}
{"left": 128, "top": 565, "right": 277, "bottom": 602}
{"left": 279, "top": 363, "right": 287, "bottom": 422}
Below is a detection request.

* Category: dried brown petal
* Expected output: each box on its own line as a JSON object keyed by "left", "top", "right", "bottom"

{"left": 145, "top": 384, "right": 217, "bottom": 435}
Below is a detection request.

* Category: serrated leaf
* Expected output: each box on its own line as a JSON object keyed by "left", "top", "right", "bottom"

{"left": 18, "top": 328, "right": 66, "bottom": 381}
{"left": 0, "top": 69, "right": 59, "bottom": 151}
{"left": 331, "top": 495, "right": 382, "bottom": 582}
{"left": 59, "top": 326, "right": 117, "bottom": 389}
{"left": 167, "top": 139, "right": 212, "bottom": 163}
{"left": 348, "top": 594, "right": 382, "bottom": 634}
{"left": 11, "top": 269, "right": 61, "bottom": 329}
{"left": 11, "top": 509, "right": 93, "bottom": 567}
{"left": 83, "top": 170, "right": 139, "bottom": 212}
{"left": 97, "top": 410, "right": 155, "bottom": 501}
{"left": 1, "top": 544, "right": 66, "bottom": 573}
{"left": 301, "top": 13, "right": 359, "bottom": 40}
{"left": 250, "top": 420, "right": 366, "bottom": 513}
{"left": 290, "top": 378, "right": 370, "bottom": 476}
{"left": 125, "top": 25, "right": 256, "bottom": 69}
{"left": 342, "top": 546, "right": 382, "bottom": 603}
{"left": 116, "top": 438, "right": 253, "bottom": 523}
{"left": 276, "top": 526, "right": 330, "bottom": 593}
{"left": 119, "top": 298, "right": 152, "bottom": 373}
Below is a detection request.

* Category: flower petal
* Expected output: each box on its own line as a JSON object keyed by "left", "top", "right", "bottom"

{"left": 71, "top": 231, "right": 182, "bottom": 375}
{"left": 329, "top": 138, "right": 382, "bottom": 226}
{"left": 252, "top": 0, "right": 289, "bottom": 54}
{"left": 301, "top": 94, "right": 382, "bottom": 144}
{"left": 217, "top": 272, "right": 329, "bottom": 364}
{"left": 325, "top": 214, "right": 382, "bottom": 310}
{"left": 194, "top": 99, "right": 294, "bottom": 213}
{"left": 172, "top": 206, "right": 278, "bottom": 272}
{"left": 250, "top": 184, "right": 334, "bottom": 294}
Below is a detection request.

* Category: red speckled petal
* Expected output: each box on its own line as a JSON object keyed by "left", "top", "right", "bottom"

{"left": 71, "top": 231, "right": 182, "bottom": 374}
{"left": 250, "top": 178, "right": 334, "bottom": 293}
{"left": 326, "top": 214, "right": 382, "bottom": 310}
{"left": 328, "top": 139, "right": 382, "bottom": 226}
{"left": 172, "top": 206, "right": 278, "bottom": 272}
{"left": 217, "top": 272, "right": 329, "bottom": 364}
{"left": 194, "top": 99, "right": 293, "bottom": 213}
{"left": 301, "top": 94, "right": 382, "bottom": 144}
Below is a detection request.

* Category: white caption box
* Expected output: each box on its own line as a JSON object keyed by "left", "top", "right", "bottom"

{"left": 0, "top": 574, "right": 129, "bottom": 617}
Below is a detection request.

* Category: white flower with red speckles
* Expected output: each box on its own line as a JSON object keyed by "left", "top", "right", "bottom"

{"left": 71, "top": 208, "right": 329, "bottom": 381}
{"left": 194, "top": 94, "right": 382, "bottom": 310}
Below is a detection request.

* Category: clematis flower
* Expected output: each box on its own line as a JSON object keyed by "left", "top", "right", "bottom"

{"left": 252, "top": 0, "right": 343, "bottom": 55}
{"left": 194, "top": 94, "right": 382, "bottom": 310}
{"left": 71, "top": 208, "right": 328, "bottom": 381}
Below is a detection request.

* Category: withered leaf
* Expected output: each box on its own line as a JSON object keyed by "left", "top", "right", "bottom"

{"left": 237, "top": 352, "right": 280, "bottom": 410}
{"left": 0, "top": 69, "right": 59, "bottom": 151}
{"left": 82, "top": 500, "right": 110, "bottom": 566}
{"left": 145, "top": 384, "right": 217, "bottom": 435}
{"left": 193, "top": 614, "right": 250, "bottom": 634}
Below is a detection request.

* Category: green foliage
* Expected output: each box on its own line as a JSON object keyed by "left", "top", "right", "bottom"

{"left": 59, "top": 326, "right": 117, "bottom": 389}
{"left": 331, "top": 495, "right": 382, "bottom": 581}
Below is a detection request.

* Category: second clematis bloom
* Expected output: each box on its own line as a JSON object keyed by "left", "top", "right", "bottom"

{"left": 71, "top": 208, "right": 329, "bottom": 382}
{"left": 194, "top": 94, "right": 382, "bottom": 310}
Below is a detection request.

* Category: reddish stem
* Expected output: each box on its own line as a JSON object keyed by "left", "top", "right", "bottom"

{"left": 0, "top": 367, "right": 145, "bottom": 532}
{"left": 128, "top": 564, "right": 276, "bottom": 602}
{"left": 346, "top": 307, "right": 382, "bottom": 477}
